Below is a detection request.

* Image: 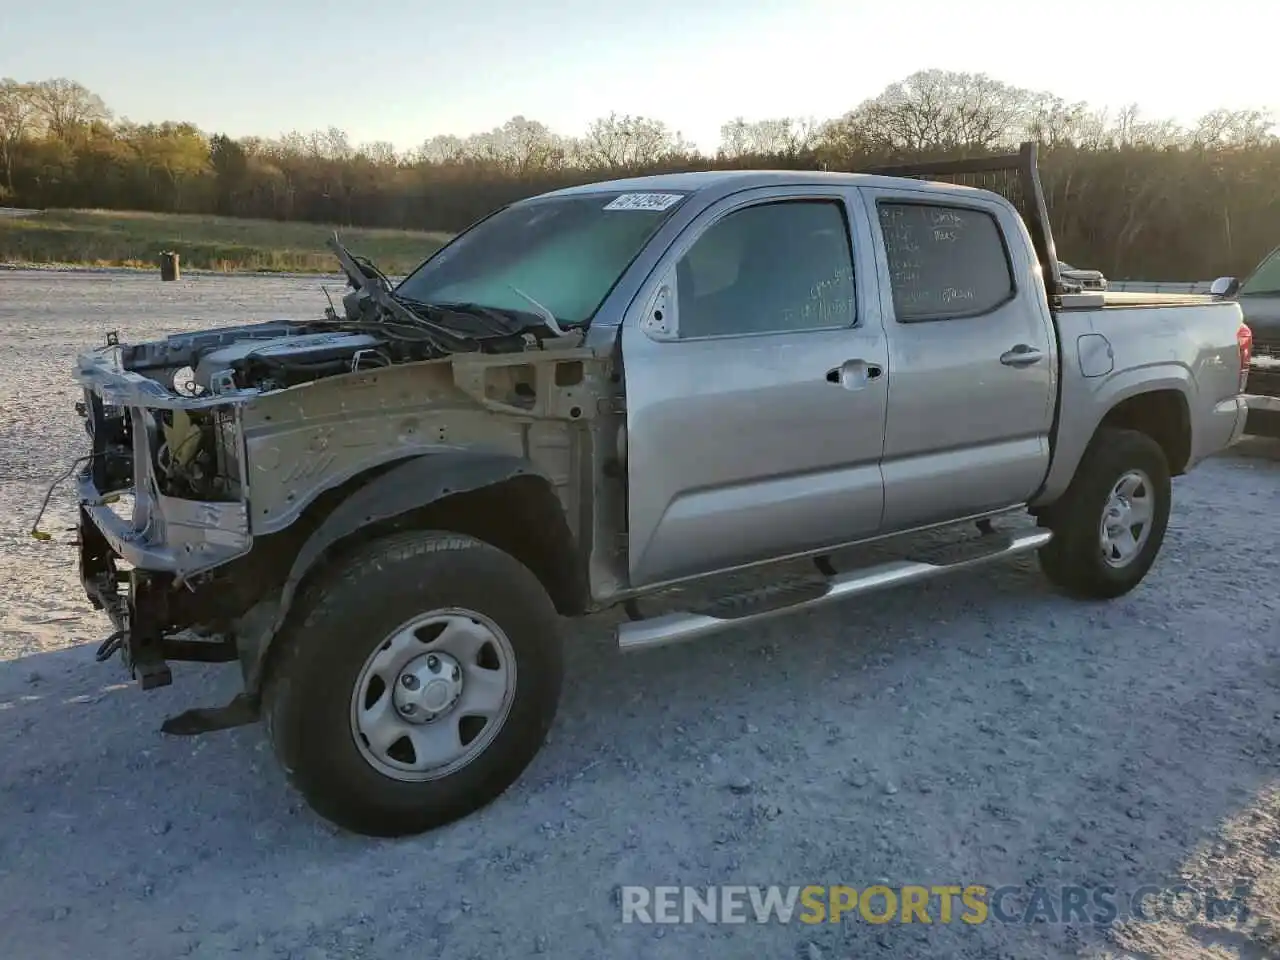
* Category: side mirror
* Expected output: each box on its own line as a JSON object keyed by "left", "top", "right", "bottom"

{"left": 1210, "top": 276, "right": 1239, "bottom": 298}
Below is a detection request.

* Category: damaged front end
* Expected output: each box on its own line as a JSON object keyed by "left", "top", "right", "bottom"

{"left": 61, "top": 215, "right": 661, "bottom": 734}
{"left": 74, "top": 322, "right": 316, "bottom": 691}
{"left": 68, "top": 303, "right": 611, "bottom": 735}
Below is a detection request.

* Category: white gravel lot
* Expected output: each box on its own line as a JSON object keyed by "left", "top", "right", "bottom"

{"left": 1, "top": 270, "right": 1278, "bottom": 960}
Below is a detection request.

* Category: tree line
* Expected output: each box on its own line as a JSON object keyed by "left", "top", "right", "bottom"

{"left": 1, "top": 71, "right": 1277, "bottom": 279}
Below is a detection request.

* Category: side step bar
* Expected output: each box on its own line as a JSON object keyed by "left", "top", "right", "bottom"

{"left": 616, "top": 529, "right": 1052, "bottom": 652}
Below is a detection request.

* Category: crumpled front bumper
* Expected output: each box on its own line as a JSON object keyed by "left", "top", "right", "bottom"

{"left": 73, "top": 341, "right": 254, "bottom": 578}
{"left": 78, "top": 503, "right": 241, "bottom": 691}
{"left": 76, "top": 468, "right": 252, "bottom": 575}
{"left": 73, "top": 343, "right": 251, "bottom": 688}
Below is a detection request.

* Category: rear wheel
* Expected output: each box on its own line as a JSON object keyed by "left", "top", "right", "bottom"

{"left": 1037, "top": 427, "right": 1172, "bottom": 599}
{"left": 263, "top": 530, "right": 563, "bottom": 837}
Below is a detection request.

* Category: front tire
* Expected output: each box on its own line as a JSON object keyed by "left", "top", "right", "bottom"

{"left": 1037, "top": 427, "right": 1172, "bottom": 599}
{"left": 263, "top": 530, "right": 563, "bottom": 837}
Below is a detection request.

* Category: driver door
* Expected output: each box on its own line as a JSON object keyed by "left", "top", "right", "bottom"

{"left": 619, "top": 187, "right": 889, "bottom": 588}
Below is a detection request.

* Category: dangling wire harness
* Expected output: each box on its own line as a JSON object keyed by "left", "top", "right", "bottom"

{"left": 28, "top": 455, "right": 96, "bottom": 542}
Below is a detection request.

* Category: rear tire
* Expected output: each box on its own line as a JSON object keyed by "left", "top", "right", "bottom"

{"left": 1037, "top": 427, "right": 1171, "bottom": 599}
{"left": 262, "top": 530, "right": 563, "bottom": 838}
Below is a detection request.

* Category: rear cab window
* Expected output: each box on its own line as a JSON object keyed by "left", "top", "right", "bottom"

{"left": 877, "top": 201, "right": 1016, "bottom": 321}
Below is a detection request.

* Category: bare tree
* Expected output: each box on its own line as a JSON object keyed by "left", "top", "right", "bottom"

{"left": 27, "top": 78, "right": 109, "bottom": 139}
{"left": 490, "top": 116, "right": 566, "bottom": 173}
{"left": 1191, "top": 108, "right": 1277, "bottom": 148}
{"left": 718, "top": 116, "right": 818, "bottom": 158}
{"left": 843, "top": 69, "right": 1036, "bottom": 154}
{"left": 1101, "top": 104, "right": 1183, "bottom": 148}
{"left": 1023, "top": 94, "right": 1091, "bottom": 147}
{"left": 0, "top": 79, "right": 42, "bottom": 192}
{"left": 308, "top": 127, "right": 353, "bottom": 161}
{"left": 415, "top": 134, "right": 468, "bottom": 164}
{"left": 413, "top": 118, "right": 567, "bottom": 172}
{"left": 580, "top": 112, "right": 691, "bottom": 168}
{"left": 358, "top": 141, "right": 399, "bottom": 165}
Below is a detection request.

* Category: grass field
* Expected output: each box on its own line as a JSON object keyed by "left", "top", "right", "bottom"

{"left": 0, "top": 208, "right": 452, "bottom": 274}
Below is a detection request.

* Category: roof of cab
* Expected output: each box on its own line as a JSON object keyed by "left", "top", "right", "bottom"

{"left": 532, "top": 168, "right": 989, "bottom": 204}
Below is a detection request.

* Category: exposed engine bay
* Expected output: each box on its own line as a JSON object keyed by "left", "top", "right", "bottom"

{"left": 102, "top": 323, "right": 443, "bottom": 500}
{"left": 127, "top": 322, "right": 435, "bottom": 398}
{"left": 190, "top": 331, "right": 386, "bottom": 394}
{"left": 74, "top": 235, "right": 586, "bottom": 504}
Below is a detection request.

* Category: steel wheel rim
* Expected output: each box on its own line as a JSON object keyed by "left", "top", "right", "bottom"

{"left": 1099, "top": 468, "right": 1155, "bottom": 568}
{"left": 349, "top": 607, "right": 517, "bottom": 782}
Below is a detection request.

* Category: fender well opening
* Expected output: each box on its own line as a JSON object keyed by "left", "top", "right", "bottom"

{"left": 417, "top": 476, "right": 587, "bottom": 616}
{"left": 242, "top": 465, "right": 589, "bottom": 697}
{"left": 318, "top": 474, "right": 589, "bottom": 618}
{"left": 1098, "top": 390, "right": 1191, "bottom": 475}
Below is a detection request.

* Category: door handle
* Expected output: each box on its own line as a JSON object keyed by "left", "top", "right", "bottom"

{"left": 1000, "top": 344, "right": 1045, "bottom": 367}
{"left": 826, "top": 360, "right": 883, "bottom": 389}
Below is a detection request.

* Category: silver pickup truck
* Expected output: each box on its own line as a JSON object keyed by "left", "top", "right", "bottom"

{"left": 68, "top": 144, "right": 1251, "bottom": 836}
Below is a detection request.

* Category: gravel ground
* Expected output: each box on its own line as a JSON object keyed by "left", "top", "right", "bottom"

{"left": 1, "top": 270, "right": 1278, "bottom": 960}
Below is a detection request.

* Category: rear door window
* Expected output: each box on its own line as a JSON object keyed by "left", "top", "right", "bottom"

{"left": 877, "top": 202, "right": 1015, "bottom": 321}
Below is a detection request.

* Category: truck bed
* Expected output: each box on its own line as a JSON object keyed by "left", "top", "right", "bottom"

{"left": 1045, "top": 294, "right": 1250, "bottom": 499}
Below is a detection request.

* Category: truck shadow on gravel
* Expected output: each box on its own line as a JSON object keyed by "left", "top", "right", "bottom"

{"left": 1229, "top": 434, "right": 1280, "bottom": 462}
{"left": 2, "top": 501, "right": 1279, "bottom": 960}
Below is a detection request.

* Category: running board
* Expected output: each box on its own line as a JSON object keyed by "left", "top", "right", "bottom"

{"left": 616, "top": 529, "right": 1052, "bottom": 652}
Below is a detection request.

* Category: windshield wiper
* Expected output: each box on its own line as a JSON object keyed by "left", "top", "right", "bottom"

{"left": 391, "top": 296, "right": 522, "bottom": 338}
{"left": 325, "top": 234, "right": 477, "bottom": 353}
{"left": 401, "top": 294, "right": 572, "bottom": 338}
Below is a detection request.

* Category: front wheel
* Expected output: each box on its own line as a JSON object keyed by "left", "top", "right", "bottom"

{"left": 1037, "top": 427, "right": 1172, "bottom": 599}
{"left": 263, "top": 530, "right": 563, "bottom": 837}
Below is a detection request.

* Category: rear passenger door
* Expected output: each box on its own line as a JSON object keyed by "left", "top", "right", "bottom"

{"left": 859, "top": 187, "right": 1057, "bottom": 531}
{"left": 619, "top": 187, "right": 889, "bottom": 588}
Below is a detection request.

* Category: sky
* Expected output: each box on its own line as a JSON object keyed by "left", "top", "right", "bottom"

{"left": 2, "top": 0, "right": 1273, "bottom": 154}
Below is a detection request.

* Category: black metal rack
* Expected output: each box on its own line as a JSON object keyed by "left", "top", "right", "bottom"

{"left": 862, "top": 142, "right": 1062, "bottom": 299}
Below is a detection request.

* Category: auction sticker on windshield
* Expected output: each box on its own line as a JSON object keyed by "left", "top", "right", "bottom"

{"left": 604, "top": 193, "right": 685, "bottom": 211}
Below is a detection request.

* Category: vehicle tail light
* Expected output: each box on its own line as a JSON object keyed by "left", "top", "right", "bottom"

{"left": 1237, "top": 323, "right": 1252, "bottom": 392}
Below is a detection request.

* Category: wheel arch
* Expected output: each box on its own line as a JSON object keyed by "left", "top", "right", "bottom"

{"left": 1034, "top": 376, "right": 1194, "bottom": 508}
{"left": 1094, "top": 388, "right": 1192, "bottom": 475}
{"left": 236, "top": 452, "right": 588, "bottom": 695}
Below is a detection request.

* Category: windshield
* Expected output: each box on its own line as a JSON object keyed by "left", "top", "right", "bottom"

{"left": 393, "top": 190, "right": 689, "bottom": 327}
{"left": 1238, "top": 246, "right": 1280, "bottom": 297}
